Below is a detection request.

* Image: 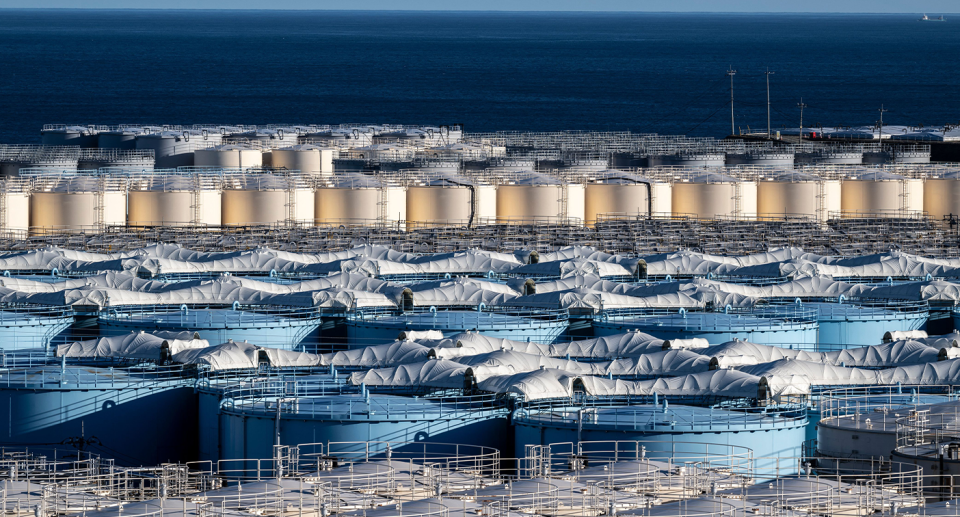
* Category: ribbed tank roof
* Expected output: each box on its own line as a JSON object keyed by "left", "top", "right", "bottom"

{"left": 222, "top": 173, "right": 290, "bottom": 190}
{"left": 322, "top": 173, "right": 383, "bottom": 189}
{"left": 505, "top": 172, "right": 562, "bottom": 186}
{"left": 848, "top": 170, "right": 906, "bottom": 181}
{"left": 685, "top": 172, "right": 740, "bottom": 184}
{"left": 592, "top": 172, "right": 652, "bottom": 185}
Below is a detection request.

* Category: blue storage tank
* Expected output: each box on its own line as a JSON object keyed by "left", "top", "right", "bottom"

{"left": 802, "top": 300, "right": 928, "bottom": 350}
{"left": 346, "top": 307, "right": 569, "bottom": 347}
{"left": 513, "top": 403, "right": 806, "bottom": 475}
{"left": 0, "top": 305, "right": 74, "bottom": 351}
{"left": 218, "top": 392, "right": 512, "bottom": 461}
{"left": 593, "top": 307, "right": 818, "bottom": 349}
{"left": 0, "top": 365, "right": 197, "bottom": 466}
{"left": 98, "top": 305, "right": 322, "bottom": 351}
{"left": 196, "top": 371, "right": 345, "bottom": 463}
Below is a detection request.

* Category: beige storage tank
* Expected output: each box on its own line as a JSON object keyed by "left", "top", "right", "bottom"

{"left": 127, "top": 173, "right": 222, "bottom": 226}
{"left": 496, "top": 172, "right": 584, "bottom": 223}
{"left": 221, "top": 174, "right": 314, "bottom": 226}
{"left": 194, "top": 144, "right": 263, "bottom": 170}
{"left": 315, "top": 173, "right": 406, "bottom": 227}
{"left": 756, "top": 171, "right": 841, "bottom": 221}
{"left": 406, "top": 174, "right": 478, "bottom": 227}
{"left": 650, "top": 181, "right": 672, "bottom": 216}
{"left": 584, "top": 173, "right": 651, "bottom": 226}
{"left": 671, "top": 172, "right": 757, "bottom": 220}
{"left": 840, "top": 170, "right": 923, "bottom": 218}
{"left": 0, "top": 179, "right": 31, "bottom": 236}
{"left": 923, "top": 170, "right": 960, "bottom": 221}
{"left": 271, "top": 145, "right": 336, "bottom": 176}
{"left": 29, "top": 174, "right": 126, "bottom": 234}
{"left": 136, "top": 130, "right": 223, "bottom": 169}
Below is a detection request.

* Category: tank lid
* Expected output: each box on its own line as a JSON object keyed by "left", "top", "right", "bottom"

{"left": 277, "top": 144, "right": 329, "bottom": 152}
{"left": 322, "top": 172, "right": 384, "bottom": 189}
{"left": 592, "top": 172, "right": 652, "bottom": 185}
{"left": 764, "top": 171, "right": 823, "bottom": 182}
{"left": 848, "top": 170, "right": 906, "bottom": 181}
{"left": 223, "top": 173, "right": 291, "bottom": 190}
{"left": 197, "top": 144, "right": 260, "bottom": 152}
{"left": 506, "top": 172, "right": 562, "bottom": 186}
{"left": 684, "top": 172, "right": 740, "bottom": 184}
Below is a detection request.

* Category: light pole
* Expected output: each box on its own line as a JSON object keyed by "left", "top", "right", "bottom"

{"left": 727, "top": 67, "right": 737, "bottom": 136}
{"left": 765, "top": 68, "right": 775, "bottom": 138}
{"left": 878, "top": 104, "right": 888, "bottom": 142}
{"left": 797, "top": 99, "right": 807, "bottom": 142}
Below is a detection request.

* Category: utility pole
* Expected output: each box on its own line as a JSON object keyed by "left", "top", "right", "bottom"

{"left": 878, "top": 104, "right": 888, "bottom": 142}
{"left": 727, "top": 67, "right": 737, "bottom": 136}
{"left": 797, "top": 99, "right": 807, "bottom": 142}
{"left": 765, "top": 68, "right": 775, "bottom": 138}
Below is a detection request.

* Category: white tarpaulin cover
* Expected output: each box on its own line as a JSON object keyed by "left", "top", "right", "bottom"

{"left": 477, "top": 369, "right": 578, "bottom": 400}
{"left": 320, "top": 341, "right": 434, "bottom": 367}
{"left": 550, "top": 332, "right": 664, "bottom": 358}
{"left": 821, "top": 340, "right": 947, "bottom": 368}
{"left": 56, "top": 331, "right": 209, "bottom": 360}
{"left": 171, "top": 340, "right": 260, "bottom": 370}
{"left": 348, "top": 359, "right": 473, "bottom": 389}
{"left": 260, "top": 348, "right": 321, "bottom": 368}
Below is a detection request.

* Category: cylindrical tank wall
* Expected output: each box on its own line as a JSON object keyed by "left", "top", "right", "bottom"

{"left": 272, "top": 148, "right": 335, "bottom": 176}
{"left": 222, "top": 190, "right": 287, "bottom": 226}
{"left": 584, "top": 183, "right": 649, "bottom": 225}
{"left": 841, "top": 179, "right": 924, "bottom": 217}
{"left": 406, "top": 187, "right": 473, "bottom": 226}
{"left": 924, "top": 179, "right": 960, "bottom": 221}
{"left": 128, "top": 190, "right": 222, "bottom": 226}
{"left": 756, "top": 180, "right": 841, "bottom": 221}
{"left": 496, "top": 185, "right": 564, "bottom": 222}
{"left": 672, "top": 182, "right": 758, "bottom": 219}
{"left": 30, "top": 191, "right": 126, "bottom": 233}
{"left": 194, "top": 148, "right": 263, "bottom": 170}
{"left": 316, "top": 187, "right": 406, "bottom": 226}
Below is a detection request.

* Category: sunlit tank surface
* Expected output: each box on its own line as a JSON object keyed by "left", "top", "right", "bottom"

{"left": 923, "top": 170, "right": 960, "bottom": 221}
{"left": 219, "top": 393, "right": 510, "bottom": 461}
{"left": 584, "top": 173, "right": 651, "bottom": 226}
{"left": 98, "top": 307, "right": 321, "bottom": 351}
{"left": 0, "top": 365, "right": 197, "bottom": 466}
{"left": 29, "top": 175, "right": 126, "bottom": 234}
{"left": 496, "top": 173, "right": 583, "bottom": 223}
{"left": 127, "top": 173, "right": 222, "bottom": 226}
{"left": 272, "top": 145, "right": 335, "bottom": 176}
{"left": 222, "top": 174, "right": 314, "bottom": 226}
{"left": 756, "top": 171, "right": 841, "bottom": 221}
{"left": 194, "top": 144, "right": 263, "bottom": 170}
{"left": 406, "top": 174, "right": 482, "bottom": 227}
{"left": 315, "top": 173, "right": 406, "bottom": 227}
{"left": 840, "top": 170, "right": 923, "bottom": 217}
{"left": 671, "top": 173, "right": 756, "bottom": 220}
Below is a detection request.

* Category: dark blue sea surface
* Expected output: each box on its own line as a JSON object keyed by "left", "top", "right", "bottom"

{"left": 0, "top": 9, "right": 958, "bottom": 143}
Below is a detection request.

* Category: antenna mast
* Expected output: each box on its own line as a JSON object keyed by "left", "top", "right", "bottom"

{"left": 765, "top": 68, "right": 775, "bottom": 138}
{"left": 727, "top": 67, "right": 737, "bottom": 136}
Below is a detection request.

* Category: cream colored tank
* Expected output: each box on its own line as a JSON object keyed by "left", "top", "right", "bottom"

{"left": 924, "top": 172, "right": 960, "bottom": 220}
{"left": 496, "top": 173, "right": 567, "bottom": 222}
{"left": 194, "top": 144, "right": 263, "bottom": 170}
{"left": 650, "top": 182, "right": 672, "bottom": 215}
{"left": 584, "top": 174, "right": 651, "bottom": 226}
{"left": 407, "top": 187, "right": 472, "bottom": 226}
{"left": 671, "top": 173, "right": 753, "bottom": 219}
{"left": 221, "top": 174, "right": 314, "bottom": 226}
{"left": 127, "top": 174, "right": 222, "bottom": 226}
{"left": 30, "top": 176, "right": 126, "bottom": 234}
{"left": 272, "top": 145, "right": 335, "bottom": 176}
{"left": 756, "top": 172, "right": 840, "bottom": 221}
{"left": 315, "top": 173, "right": 406, "bottom": 226}
{"left": 0, "top": 180, "right": 30, "bottom": 235}
{"left": 841, "top": 171, "right": 920, "bottom": 217}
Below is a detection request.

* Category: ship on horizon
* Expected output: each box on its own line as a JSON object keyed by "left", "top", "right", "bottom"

{"left": 920, "top": 14, "right": 946, "bottom": 21}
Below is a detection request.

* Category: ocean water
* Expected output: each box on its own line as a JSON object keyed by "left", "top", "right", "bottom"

{"left": 0, "top": 9, "right": 958, "bottom": 143}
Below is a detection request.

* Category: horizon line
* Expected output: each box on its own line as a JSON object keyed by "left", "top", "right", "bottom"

{"left": 0, "top": 8, "right": 954, "bottom": 14}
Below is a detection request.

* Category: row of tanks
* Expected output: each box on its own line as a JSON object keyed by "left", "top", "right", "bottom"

{"left": 0, "top": 165, "right": 958, "bottom": 234}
